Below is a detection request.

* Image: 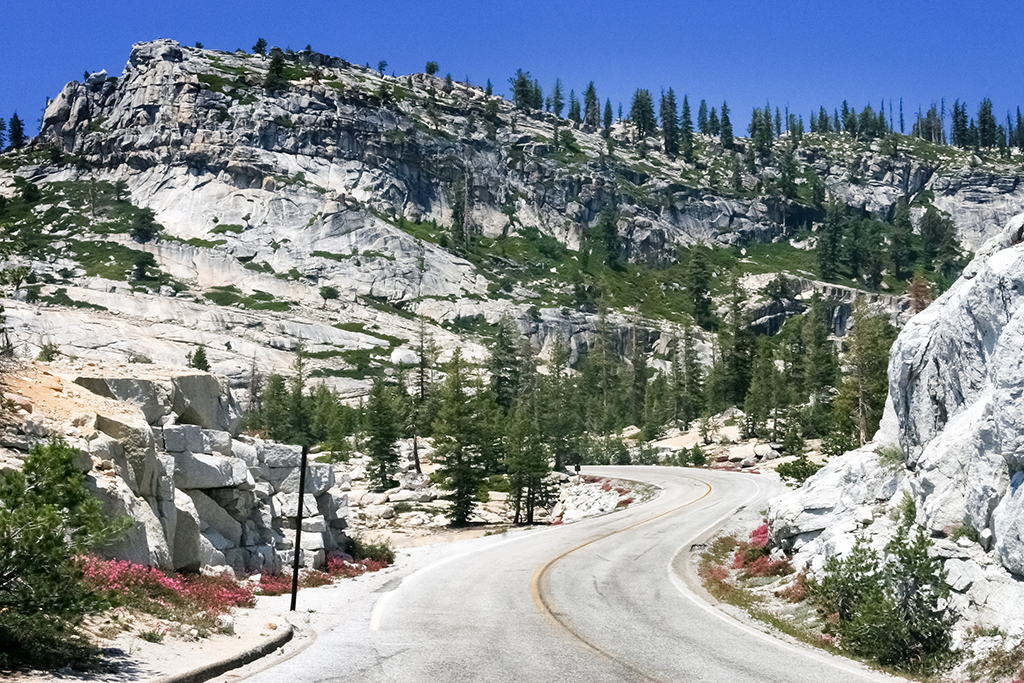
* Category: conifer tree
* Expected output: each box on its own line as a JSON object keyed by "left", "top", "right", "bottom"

{"left": 629, "top": 89, "right": 657, "bottom": 141}
{"left": 835, "top": 300, "right": 897, "bottom": 444}
{"left": 697, "top": 99, "right": 709, "bottom": 135}
{"left": 817, "top": 197, "right": 845, "bottom": 281}
{"left": 889, "top": 198, "right": 914, "bottom": 279}
{"left": 541, "top": 334, "right": 580, "bottom": 471}
{"left": 0, "top": 118, "right": 6, "bottom": 150}
{"left": 679, "top": 324, "right": 704, "bottom": 428}
{"left": 365, "top": 376, "right": 400, "bottom": 490}
{"left": 744, "top": 338, "right": 778, "bottom": 437}
{"left": 583, "top": 82, "right": 599, "bottom": 128}
{"left": 629, "top": 326, "right": 648, "bottom": 428}
{"left": 603, "top": 99, "right": 613, "bottom": 138}
{"left": 505, "top": 398, "right": 552, "bottom": 524}
{"left": 510, "top": 69, "right": 534, "bottom": 110}
{"left": 264, "top": 54, "right": 287, "bottom": 91}
{"left": 8, "top": 114, "right": 25, "bottom": 150}
{"left": 568, "top": 90, "right": 581, "bottom": 123}
{"left": 186, "top": 344, "right": 210, "bottom": 371}
{"left": 680, "top": 95, "right": 694, "bottom": 162}
{"left": 684, "top": 244, "right": 713, "bottom": 328}
{"left": 551, "top": 78, "right": 564, "bottom": 118}
{"left": 708, "top": 107, "right": 719, "bottom": 136}
{"left": 432, "top": 349, "right": 481, "bottom": 525}
{"left": 660, "top": 88, "right": 680, "bottom": 159}
{"left": 720, "top": 102, "right": 733, "bottom": 149}
{"left": 488, "top": 315, "right": 522, "bottom": 413}
{"left": 253, "top": 38, "right": 267, "bottom": 55}
{"left": 978, "top": 98, "right": 997, "bottom": 148}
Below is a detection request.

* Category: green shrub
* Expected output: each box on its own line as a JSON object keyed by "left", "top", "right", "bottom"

{"left": 812, "top": 520, "right": 956, "bottom": 672}
{"left": 348, "top": 536, "right": 395, "bottom": 566}
{"left": 776, "top": 456, "right": 822, "bottom": 484}
{"left": 0, "top": 439, "right": 129, "bottom": 669}
{"left": 392, "top": 501, "right": 413, "bottom": 514}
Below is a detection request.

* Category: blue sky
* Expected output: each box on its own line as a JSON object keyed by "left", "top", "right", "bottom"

{"left": 2, "top": 0, "right": 1021, "bottom": 137}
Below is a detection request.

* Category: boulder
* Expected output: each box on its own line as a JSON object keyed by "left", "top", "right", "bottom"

{"left": 90, "top": 474, "right": 172, "bottom": 569}
{"left": 231, "top": 439, "right": 259, "bottom": 466}
{"left": 316, "top": 488, "right": 348, "bottom": 521}
{"left": 186, "top": 489, "right": 242, "bottom": 546}
{"left": 74, "top": 376, "right": 173, "bottom": 425}
{"left": 263, "top": 443, "right": 303, "bottom": 467}
{"left": 277, "top": 463, "right": 334, "bottom": 496}
{"left": 203, "top": 429, "right": 232, "bottom": 456}
{"left": 273, "top": 492, "right": 319, "bottom": 519}
{"left": 173, "top": 451, "right": 249, "bottom": 489}
{"left": 173, "top": 488, "right": 201, "bottom": 572}
{"left": 94, "top": 412, "right": 161, "bottom": 498}
{"left": 170, "top": 373, "right": 242, "bottom": 434}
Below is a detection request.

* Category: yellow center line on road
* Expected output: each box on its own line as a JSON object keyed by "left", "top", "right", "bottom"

{"left": 529, "top": 478, "right": 713, "bottom": 683}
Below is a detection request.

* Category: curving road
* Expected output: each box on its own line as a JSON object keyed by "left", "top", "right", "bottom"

{"left": 244, "top": 467, "right": 898, "bottom": 683}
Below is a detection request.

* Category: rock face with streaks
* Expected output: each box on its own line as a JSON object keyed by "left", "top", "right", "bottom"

{"left": 769, "top": 213, "right": 1024, "bottom": 636}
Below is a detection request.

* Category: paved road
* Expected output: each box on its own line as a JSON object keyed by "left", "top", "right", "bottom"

{"left": 245, "top": 466, "right": 897, "bottom": 683}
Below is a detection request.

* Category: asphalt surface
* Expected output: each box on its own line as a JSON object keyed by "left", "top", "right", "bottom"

{"left": 244, "top": 466, "right": 898, "bottom": 683}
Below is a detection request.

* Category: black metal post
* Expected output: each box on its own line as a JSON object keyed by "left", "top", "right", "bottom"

{"left": 289, "top": 443, "right": 309, "bottom": 612}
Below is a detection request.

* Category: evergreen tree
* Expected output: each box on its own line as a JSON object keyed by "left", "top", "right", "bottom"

{"left": 889, "top": 198, "right": 914, "bottom": 279}
{"left": 286, "top": 343, "right": 314, "bottom": 448}
{"left": 262, "top": 374, "right": 291, "bottom": 440}
{"left": 835, "top": 300, "right": 897, "bottom": 444}
{"left": 603, "top": 99, "right": 613, "bottom": 138}
{"left": 551, "top": 78, "right": 564, "bottom": 118}
{"left": 264, "top": 54, "right": 287, "bottom": 91}
{"left": 684, "top": 244, "right": 714, "bottom": 329}
{"left": 707, "top": 275, "right": 753, "bottom": 409}
{"left": 8, "top": 113, "right": 25, "bottom": 150}
{"left": 583, "top": 81, "right": 599, "bottom": 128}
{"left": 186, "top": 344, "right": 210, "bottom": 371}
{"left": 680, "top": 95, "right": 694, "bottom": 162}
{"left": 679, "top": 324, "right": 704, "bottom": 428}
{"left": 531, "top": 80, "right": 543, "bottom": 110}
{"left": 485, "top": 79, "right": 492, "bottom": 97}
{"left": 919, "top": 206, "right": 959, "bottom": 275}
{"left": 697, "top": 99, "right": 709, "bottom": 135}
{"left": 365, "top": 376, "right": 400, "bottom": 490}
{"left": 660, "top": 88, "right": 680, "bottom": 158}
{"left": 977, "top": 98, "right": 997, "bottom": 148}
{"left": 817, "top": 197, "right": 845, "bottom": 280}
{"left": 744, "top": 338, "right": 778, "bottom": 437}
{"left": 541, "top": 334, "right": 581, "bottom": 471}
{"left": 505, "top": 398, "right": 553, "bottom": 524}
{"left": 432, "top": 349, "right": 481, "bottom": 525}
{"left": 708, "top": 106, "right": 719, "bottom": 136}
{"left": 629, "top": 326, "right": 648, "bottom": 428}
{"left": 425, "top": 61, "right": 439, "bottom": 75}
{"left": 252, "top": 38, "right": 267, "bottom": 55}
{"left": 0, "top": 118, "right": 6, "bottom": 150}
{"left": 510, "top": 69, "right": 534, "bottom": 110}
{"left": 488, "top": 315, "right": 522, "bottom": 413}
{"left": 629, "top": 89, "right": 657, "bottom": 141}
{"left": 720, "top": 102, "right": 733, "bottom": 149}
{"left": 568, "top": 90, "right": 581, "bottom": 123}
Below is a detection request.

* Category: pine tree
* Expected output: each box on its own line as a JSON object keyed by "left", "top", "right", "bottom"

{"left": 680, "top": 95, "right": 694, "bottom": 162}
{"left": 264, "top": 54, "right": 287, "bottom": 91}
{"left": 660, "top": 88, "right": 679, "bottom": 159}
{"left": 629, "top": 89, "right": 657, "bottom": 141}
{"left": 262, "top": 374, "right": 290, "bottom": 440}
{"left": 365, "top": 376, "right": 400, "bottom": 490}
{"left": 977, "top": 98, "right": 997, "bottom": 148}
{"left": 510, "top": 69, "right": 533, "bottom": 110}
{"left": 505, "top": 398, "right": 552, "bottom": 524}
{"left": 679, "top": 324, "right": 704, "bottom": 427}
{"left": 432, "top": 349, "right": 481, "bottom": 525}
{"left": 817, "top": 197, "right": 845, "bottom": 280}
{"left": 889, "top": 198, "right": 914, "bottom": 279}
{"left": 568, "top": 90, "right": 581, "bottom": 123}
{"left": 835, "top": 300, "right": 897, "bottom": 444}
{"left": 744, "top": 338, "right": 778, "bottom": 437}
{"left": 583, "top": 81, "right": 599, "bottom": 128}
{"left": 720, "top": 102, "right": 733, "bottom": 149}
{"left": 541, "top": 334, "right": 580, "bottom": 471}
{"left": 603, "top": 99, "right": 613, "bottom": 138}
{"left": 0, "top": 118, "right": 6, "bottom": 150}
{"left": 919, "top": 206, "right": 958, "bottom": 273}
{"left": 186, "top": 344, "right": 210, "bottom": 371}
{"left": 252, "top": 38, "right": 267, "bottom": 55}
{"left": 684, "top": 243, "right": 713, "bottom": 328}
{"left": 8, "top": 114, "right": 25, "bottom": 149}
{"left": 697, "top": 99, "right": 709, "bottom": 134}
{"left": 488, "top": 315, "right": 522, "bottom": 413}
{"left": 629, "top": 326, "right": 648, "bottom": 428}
{"left": 551, "top": 78, "right": 564, "bottom": 117}
{"left": 708, "top": 107, "right": 719, "bottom": 136}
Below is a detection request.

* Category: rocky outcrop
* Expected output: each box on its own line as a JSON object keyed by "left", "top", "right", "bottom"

{"left": 1, "top": 362, "right": 349, "bottom": 574}
{"left": 769, "top": 213, "right": 1024, "bottom": 636}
